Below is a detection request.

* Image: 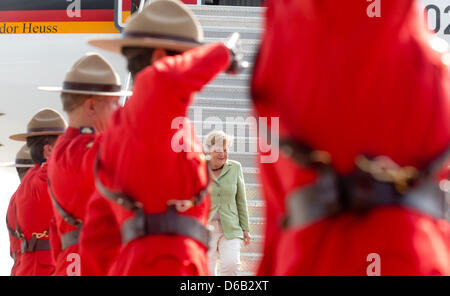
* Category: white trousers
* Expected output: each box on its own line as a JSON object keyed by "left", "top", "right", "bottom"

{"left": 208, "top": 219, "right": 242, "bottom": 276}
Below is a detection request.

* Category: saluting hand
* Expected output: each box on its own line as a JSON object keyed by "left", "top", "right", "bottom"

{"left": 224, "top": 32, "right": 249, "bottom": 75}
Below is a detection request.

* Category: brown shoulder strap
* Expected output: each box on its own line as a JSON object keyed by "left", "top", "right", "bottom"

{"left": 94, "top": 150, "right": 209, "bottom": 211}
{"left": 6, "top": 216, "right": 19, "bottom": 239}
{"left": 94, "top": 151, "right": 143, "bottom": 211}
{"left": 13, "top": 202, "right": 24, "bottom": 239}
{"left": 48, "top": 178, "right": 82, "bottom": 227}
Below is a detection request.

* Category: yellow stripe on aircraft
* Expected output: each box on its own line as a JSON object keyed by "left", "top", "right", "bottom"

{"left": 0, "top": 12, "right": 131, "bottom": 34}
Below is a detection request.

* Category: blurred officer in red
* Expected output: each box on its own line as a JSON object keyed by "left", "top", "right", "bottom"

{"left": 80, "top": 0, "right": 245, "bottom": 275}
{"left": 40, "top": 53, "right": 130, "bottom": 276}
{"left": 9, "top": 109, "right": 67, "bottom": 276}
{"left": 2, "top": 144, "right": 35, "bottom": 275}
{"left": 252, "top": 0, "right": 450, "bottom": 275}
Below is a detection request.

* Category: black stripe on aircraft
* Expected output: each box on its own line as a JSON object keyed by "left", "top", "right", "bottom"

{"left": 0, "top": 0, "right": 114, "bottom": 11}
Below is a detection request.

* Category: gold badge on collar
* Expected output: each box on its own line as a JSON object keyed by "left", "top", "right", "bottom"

{"left": 80, "top": 127, "right": 95, "bottom": 134}
{"left": 86, "top": 141, "right": 94, "bottom": 148}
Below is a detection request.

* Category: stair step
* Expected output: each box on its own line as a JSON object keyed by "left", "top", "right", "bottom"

{"left": 204, "top": 37, "right": 259, "bottom": 52}
{"left": 193, "top": 97, "right": 251, "bottom": 108}
{"left": 242, "top": 170, "right": 259, "bottom": 184}
{"left": 239, "top": 254, "right": 261, "bottom": 272}
{"left": 247, "top": 201, "right": 264, "bottom": 218}
{"left": 190, "top": 5, "right": 265, "bottom": 18}
{"left": 203, "top": 26, "right": 262, "bottom": 40}
{"left": 190, "top": 120, "right": 257, "bottom": 147}
{"left": 188, "top": 108, "right": 252, "bottom": 124}
{"left": 197, "top": 134, "right": 258, "bottom": 147}
{"left": 245, "top": 185, "right": 263, "bottom": 200}
{"left": 248, "top": 221, "right": 264, "bottom": 235}
{"left": 197, "top": 16, "right": 262, "bottom": 28}
{"left": 199, "top": 84, "right": 250, "bottom": 99}
{"left": 241, "top": 237, "right": 264, "bottom": 254}
{"left": 209, "top": 73, "right": 252, "bottom": 87}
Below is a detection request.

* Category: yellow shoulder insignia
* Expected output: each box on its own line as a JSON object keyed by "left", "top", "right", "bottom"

{"left": 80, "top": 127, "right": 95, "bottom": 134}
{"left": 86, "top": 141, "right": 94, "bottom": 149}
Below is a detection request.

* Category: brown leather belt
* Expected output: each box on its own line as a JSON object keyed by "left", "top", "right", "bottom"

{"left": 10, "top": 201, "right": 51, "bottom": 254}
{"left": 121, "top": 205, "right": 210, "bottom": 247}
{"left": 94, "top": 152, "right": 210, "bottom": 249}
{"left": 282, "top": 167, "right": 447, "bottom": 228}
{"left": 20, "top": 236, "right": 51, "bottom": 254}
{"left": 278, "top": 138, "right": 449, "bottom": 229}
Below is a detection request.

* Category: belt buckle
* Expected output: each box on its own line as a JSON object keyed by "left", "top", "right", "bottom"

{"left": 167, "top": 199, "right": 194, "bottom": 212}
{"left": 32, "top": 231, "right": 48, "bottom": 239}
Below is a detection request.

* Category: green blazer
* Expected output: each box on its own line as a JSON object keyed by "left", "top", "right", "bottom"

{"left": 208, "top": 159, "right": 250, "bottom": 240}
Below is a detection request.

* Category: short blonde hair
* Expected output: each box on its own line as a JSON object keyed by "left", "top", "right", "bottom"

{"left": 204, "top": 130, "right": 233, "bottom": 153}
{"left": 60, "top": 93, "right": 92, "bottom": 113}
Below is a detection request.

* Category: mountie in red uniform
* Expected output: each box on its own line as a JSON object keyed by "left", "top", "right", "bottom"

{"left": 47, "top": 127, "right": 100, "bottom": 276}
{"left": 252, "top": 0, "right": 450, "bottom": 275}
{"left": 14, "top": 163, "right": 55, "bottom": 276}
{"left": 79, "top": 42, "right": 230, "bottom": 275}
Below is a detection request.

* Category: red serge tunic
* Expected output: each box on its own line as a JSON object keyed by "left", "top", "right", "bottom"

{"left": 7, "top": 193, "right": 22, "bottom": 275}
{"left": 80, "top": 42, "right": 230, "bottom": 275}
{"left": 14, "top": 163, "right": 55, "bottom": 276}
{"left": 79, "top": 190, "right": 121, "bottom": 276}
{"left": 47, "top": 127, "right": 99, "bottom": 276}
{"left": 251, "top": 0, "right": 450, "bottom": 275}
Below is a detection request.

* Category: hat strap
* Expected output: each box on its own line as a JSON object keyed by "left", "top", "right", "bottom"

{"left": 123, "top": 31, "right": 201, "bottom": 45}
{"left": 63, "top": 81, "right": 121, "bottom": 93}
{"left": 15, "top": 158, "right": 34, "bottom": 165}
{"left": 27, "top": 127, "right": 66, "bottom": 133}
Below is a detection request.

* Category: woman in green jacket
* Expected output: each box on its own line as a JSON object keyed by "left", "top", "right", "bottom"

{"left": 205, "top": 130, "right": 251, "bottom": 276}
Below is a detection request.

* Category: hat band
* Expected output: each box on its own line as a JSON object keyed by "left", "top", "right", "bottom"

{"left": 27, "top": 127, "right": 66, "bottom": 133}
{"left": 123, "top": 31, "right": 201, "bottom": 45}
{"left": 16, "top": 158, "right": 34, "bottom": 165}
{"left": 63, "top": 81, "right": 122, "bottom": 93}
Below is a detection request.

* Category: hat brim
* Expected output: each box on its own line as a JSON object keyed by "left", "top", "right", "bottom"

{"left": 88, "top": 37, "right": 201, "bottom": 54}
{"left": 0, "top": 162, "right": 34, "bottom": 168}
{"left": 38, "top": 86, "right": 132, "bottom": 97}
{"left": 9, "top": 131, "right": 65, "bottom": 142}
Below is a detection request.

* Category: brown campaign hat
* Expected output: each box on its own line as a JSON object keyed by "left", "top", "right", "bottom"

{"left": 39, "top": 53, "right": 132, "bottom": 96}
{"left": 88, "top": 0, "right": 203, "bottom": 54}
{"left": 9, "top": 108, "right": 67, "bottom": 141}
{"left": 0, "top": 144, "right": 34, "bottom": 168}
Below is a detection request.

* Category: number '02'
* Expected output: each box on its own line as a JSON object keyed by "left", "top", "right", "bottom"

{"left": 424, "top": 5, "right": 450, "bottom": 34}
